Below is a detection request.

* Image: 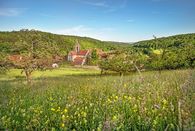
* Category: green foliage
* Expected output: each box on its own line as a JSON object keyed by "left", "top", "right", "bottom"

{"left": 99, "top": 49, "right": 146, "bottom": 75}
{"left": 133, "top": 33, "right": 195, "bottom": 49}
{"left": 0, "top": 52, "right": 8, "bottom": 74}
{"left": 5, "top": 31, "right": 60, "bottom": 83}
{"left": 133, "top": 34, "right": 195, "bottom": 70}
{"left": 0, "top": 30, "right": 128, "bottom": 56}
{"left": 89, "top": 49, "right": 99, "bottom": 65}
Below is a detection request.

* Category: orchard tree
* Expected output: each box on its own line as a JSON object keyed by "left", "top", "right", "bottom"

{"left": 8, "top": 30, "right": 58, "bottom": 83}
{"left": 99, "top": 49, "right": 146, "bottom": 76}
{"left": 0, "top": 52, "right": 8, "bottom": 74}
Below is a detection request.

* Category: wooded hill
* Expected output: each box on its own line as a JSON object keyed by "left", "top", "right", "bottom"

{"left": 0, "top": 29, "right": 129, "bottom": 56}
{"left": 133, "top": 33, "right": 195, "bottom": 49}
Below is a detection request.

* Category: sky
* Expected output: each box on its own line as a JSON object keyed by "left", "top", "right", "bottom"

{"left": 0, "top": 0, "right": 195, "bottom": 42}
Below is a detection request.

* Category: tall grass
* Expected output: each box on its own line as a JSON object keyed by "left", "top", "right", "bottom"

{"left": 0, "top": 69, "right": 194, "bottom": 130}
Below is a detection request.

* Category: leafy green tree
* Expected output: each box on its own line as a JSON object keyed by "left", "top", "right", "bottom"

{"left": 7, "top": 31, "right": 58, "bottom": 83}
{"left": 0, "top": 52, "right": 8, "bottom": 74}
{"left": 89, "top": 49, "right": 99, "bottom": 65}
{"left": 99, "top": 49, "right": 146, "bottom": 76}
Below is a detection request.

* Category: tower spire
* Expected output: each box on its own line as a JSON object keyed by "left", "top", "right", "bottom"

{"left": 75, "top": 39, "right": 80, "bottom": 53}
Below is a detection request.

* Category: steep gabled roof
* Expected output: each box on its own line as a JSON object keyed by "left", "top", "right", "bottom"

{"left": 68, "top": 51, "right": 77, "bottom": 55}
{"left": 68, "top": 50, "right": 89, "bottom": 56}
{"left": 77, "top": 50, "right": 89, "bottom": 56}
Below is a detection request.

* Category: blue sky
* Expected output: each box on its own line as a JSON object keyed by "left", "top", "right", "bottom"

{"left": 0, "top": 0, "right": 195, "bottom": 42}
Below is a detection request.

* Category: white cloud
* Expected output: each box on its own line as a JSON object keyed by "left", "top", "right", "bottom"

{"left": 76, "top": 0, "right": 108, "bottom": 7}
{"left": 85, "top": 1, "right": 108, "bottom": 7}
{"left": 0, "top": 8, "right": 25, "bottom": 16}
{"left": 53, "top": 25, "right": 92, "bottom": 36}
{"left": 49, "top": 25, "right": 119, "bottom": 41}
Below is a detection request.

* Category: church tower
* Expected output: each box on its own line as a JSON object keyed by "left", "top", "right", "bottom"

{"left": 75, "top": 40, "right": 80, "bottom": 53}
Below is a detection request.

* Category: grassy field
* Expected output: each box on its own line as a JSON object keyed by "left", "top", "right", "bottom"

{"left": 0, "top": 67, "right": 100, "bottom": 81}
{"left": 0, "top": 69, "right": 195, "bottom": 130}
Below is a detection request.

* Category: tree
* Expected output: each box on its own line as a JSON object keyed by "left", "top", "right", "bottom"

{"left": 89, "top": 49, "right": 99, "bottom": 65}
{"left": 7, "top": 31, "right": 58, "bottom": 83}
{"left": 99, "top": 49, "right": 146, "bottom": 76}
{"left": 0, "top": 52, "right": 8, "bottom": 74}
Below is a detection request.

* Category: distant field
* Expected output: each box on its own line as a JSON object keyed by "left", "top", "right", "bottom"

{"left": 0, "top": 69, "right": 195, "bottom": 130}
{"left": 0, "top": 67, "right": 100, "bottom": 81}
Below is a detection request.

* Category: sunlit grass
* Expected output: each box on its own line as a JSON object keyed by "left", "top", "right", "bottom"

{"left": 0, "top": 69, "right": 194, "bottom": 130}
{"left": 0, "top": 67, "right": 100, "bottom": 80}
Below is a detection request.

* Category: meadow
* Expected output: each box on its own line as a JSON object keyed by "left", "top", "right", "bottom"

{"left": 0, "top": 68, "right": 195, "bottom": 130}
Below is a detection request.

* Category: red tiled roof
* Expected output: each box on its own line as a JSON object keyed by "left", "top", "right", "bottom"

{"left": 72, "top": 57, "right": 84, "bottom": 65}
{"left": 77, "top": 50, "right": 89, "bottom": 56}
{"left": 68, "top": 51, "right": 77, "bottom": 55}
{"left": 68, "top": 50, "right": 89, "bottom": 56}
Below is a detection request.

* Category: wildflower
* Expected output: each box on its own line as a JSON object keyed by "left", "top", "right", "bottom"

{"left": 112, "top": 115, "right": 117, "bottom": 121}
{"left": 89, "top": 103, "right": 93, "bottom": 107}
{"left": 128, "top": 96, "right": 132, "bottom": 100}
{"left": 162, "top": 99, "right": 168, "bottom": 105}
{"left": 107, "top": 98, "right": 111, "bottom": 103}
{"left": 124, "top": 95, "right": 128, "bottom": 99}
{"left": 57, "top": 107, "right": 61, "bottom": 112}
{"left": 115, "top": 96, "right": 118, "bottom": 100}
{"left": 51, "top": 108, "right": 55, "bottom": 111}
{"left": 82, "top": 111, "right": 87, "bottom": 117}
{"left": 62, "top": 115, "right": 65, "bottom": 120}
{"left": 61, "top": 123, "right": 65, "bottom": 128}
{"left": 64, "top": 108, "right": 68, "bottom": 113}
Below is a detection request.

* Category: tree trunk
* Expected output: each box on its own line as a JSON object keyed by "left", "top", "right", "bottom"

{"left": 101, "top": 69, "right": 103, "bottom": 76}
{"left": 133, "top": 63, "right": 142, "bottom": 77}
{"left": 24, "top": 70, "right": 32, "bottom": 84}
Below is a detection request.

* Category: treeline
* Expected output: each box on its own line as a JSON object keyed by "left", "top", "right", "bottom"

{"left": 99, "top": 34, "right": 195, "bottom": 74}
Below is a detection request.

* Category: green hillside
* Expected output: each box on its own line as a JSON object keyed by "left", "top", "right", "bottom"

{"left": 133, "top": 33, "right": 195, "bottom": 49}
{"left": 0, "top": 29, "right": 129, "bottom": 56}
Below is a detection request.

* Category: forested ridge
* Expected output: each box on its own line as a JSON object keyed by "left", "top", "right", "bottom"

{"left": 0, "top": 29, "right": 128, "bottom": 56}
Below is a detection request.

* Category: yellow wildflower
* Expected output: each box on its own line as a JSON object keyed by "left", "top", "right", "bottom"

{"left": 64, "top": 108, "right": 68, "bottom": 113}
{"left": 61, "top": 123, "right": 65, "bottom": 128}
{"left": 115, "top": 96, "right": 118, "bottom": 100}
{"left": 162, "top": 99, "right": 168, "bottom": 105}
{"left": 51, "top": 108, "right": 55, "bottom": 111}
{"left": 62, "top": 115, "right": 65, "bottom": 120}
{"left": 112, "top": 115, "right": 117, "bottom": 121}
